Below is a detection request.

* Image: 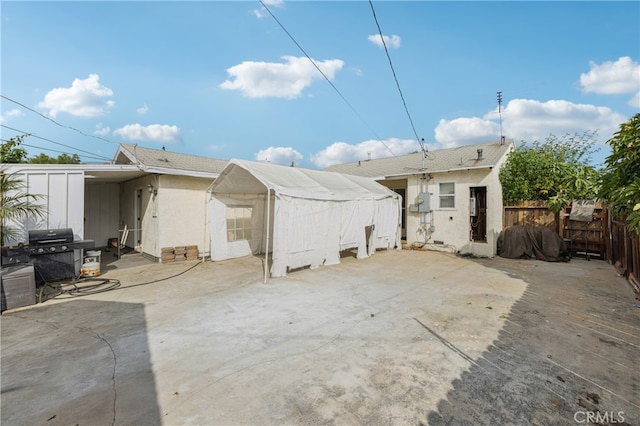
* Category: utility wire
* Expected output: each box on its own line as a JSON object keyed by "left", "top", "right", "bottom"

{"left": 0, "top": 141, "right": 111, "bottom": 163}
{"left": 258, "top": 0, "right": 399, "bottom": 160}
{"left": 1, "top": 94, "right": 117, "bottom": 145}
{"left": 368, "top": 0, "right": 425, "bottom": 154}
{"left": 1, "top": 124, "right": 112, "bottom": 162}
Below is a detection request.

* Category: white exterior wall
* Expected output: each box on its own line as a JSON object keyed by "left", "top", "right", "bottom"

{"left": 156, "top": 175, "right": 213, "bottom": 258}
{"left": 2, "top": 166, "right": 84, "bottom": 246}
{"left": 401, "top": 167, "right": 504, "bottom": 257}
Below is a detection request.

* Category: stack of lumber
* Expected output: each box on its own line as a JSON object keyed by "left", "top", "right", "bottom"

{"left": 160, "top": 245, "right": 199, "bottom": 263}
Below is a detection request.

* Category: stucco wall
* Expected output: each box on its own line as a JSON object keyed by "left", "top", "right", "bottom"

{"left": 121, "top": 175, "right": 212, "bottom": 259}
{"left": 400, "top": 168, "right": 503, "bottom": 257}
{"left": 156, "top": 175, "right": 213, "bottom": 258}
{"left": 121, "top": 174, "right": 213, "bottom": 260}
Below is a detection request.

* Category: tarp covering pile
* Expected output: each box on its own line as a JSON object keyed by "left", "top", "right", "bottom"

{"left": 209, "top": 159, "right": 402, "bottom": 277}
{"left": 497, "top": 225, "right": 570, "bottom": 262}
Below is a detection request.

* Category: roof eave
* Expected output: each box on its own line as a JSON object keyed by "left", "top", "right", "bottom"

{"left": 143, "top": 166, "right": 220, "bottom": 179}
{"left": 382, "top": 164, "right": 497, "bottom": 179}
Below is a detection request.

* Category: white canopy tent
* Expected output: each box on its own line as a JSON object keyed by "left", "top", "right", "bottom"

{"left": 209, "top": 159, "right": 402, "bottom": 280}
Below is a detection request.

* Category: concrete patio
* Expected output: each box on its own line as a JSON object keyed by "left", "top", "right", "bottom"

{"left": 1, "top": 249, "right": 638, "bottom": 425}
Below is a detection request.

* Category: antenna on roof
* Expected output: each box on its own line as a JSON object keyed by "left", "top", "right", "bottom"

{"left": 497, "top": 91, "right": 504, "bottom": 144}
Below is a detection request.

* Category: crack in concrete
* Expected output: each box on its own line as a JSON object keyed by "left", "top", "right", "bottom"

{"left": 78, "top": 327, "right": 118, "bottom": 426}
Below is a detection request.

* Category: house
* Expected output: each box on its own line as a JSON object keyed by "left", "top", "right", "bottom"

{"left": 325, "top": 140, "right": 515, "bottom": 257}
{"left": 209, "top": 159, "right": 402, "bottom": 279}
{"left": 1, "top": 144, "right": 228, "bottom": 262}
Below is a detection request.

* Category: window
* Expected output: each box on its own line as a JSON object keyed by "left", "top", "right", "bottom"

{"left": 226, "top": 207, "right": 252, "bottom": 242}
{"left": 439, "top": 182, "right": 455, "bottom": 209}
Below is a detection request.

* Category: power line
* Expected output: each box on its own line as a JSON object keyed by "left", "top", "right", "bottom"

{"left": 368, "top": 0, "right": 425, "bottom": 154}
{"left": 1, "top": 94, "right": 118, "bottom": 145}
{"left": 1, "top": 124, "right": 113, "bottom": 162}
{"left": 0, "top": 140, "right": 111, "bottom": 162}
{"left": 258, "top": 0, "right": 400, "bottom": 160}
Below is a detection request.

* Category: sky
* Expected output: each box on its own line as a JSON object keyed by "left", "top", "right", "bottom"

{"left": 1, "top": 1, "right": 639, "bottom": 169}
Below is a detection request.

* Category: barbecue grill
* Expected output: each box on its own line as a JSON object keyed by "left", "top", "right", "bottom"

{"left": 1, "top": 228, "right": 95, "bottom": 284}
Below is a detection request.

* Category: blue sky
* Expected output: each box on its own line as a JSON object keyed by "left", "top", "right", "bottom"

{"left": 1, "top": 1, "right": 638, "bottom": 169}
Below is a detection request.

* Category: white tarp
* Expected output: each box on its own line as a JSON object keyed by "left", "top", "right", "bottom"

{"left": 210, "top": 159, "right": 401, "bottom": 278}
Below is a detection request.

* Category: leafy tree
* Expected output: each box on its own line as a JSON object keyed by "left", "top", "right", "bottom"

{"left": 29, "top": 152, "right": 81, "bottom": 164}
{"left": 599, "top": 113, "right": 640, "bottom": 232}
{"left": 0, "top": 171, "right": 46, "bottom": 245}
{"left": 499, "top": 131, "right": 601, "bottom": 213}
{"left": 1, "top": 135, "right": 30, "bottom": 163}
{"left": 56, "top": 153, "right": 81, "bottom": 164}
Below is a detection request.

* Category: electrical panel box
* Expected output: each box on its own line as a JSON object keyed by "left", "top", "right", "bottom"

{"left": 416, "top": 192, "right": 431, "bottom": 213}
{"left": 470, "top": 197, "right": 477, "bottom": 216}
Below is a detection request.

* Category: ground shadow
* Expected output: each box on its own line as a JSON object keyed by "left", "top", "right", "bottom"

{"left": 425, "top": 258, "right": 639, "bottom": 425}
{"left": 1, "top": 299, "right": 161, "bottom": 425}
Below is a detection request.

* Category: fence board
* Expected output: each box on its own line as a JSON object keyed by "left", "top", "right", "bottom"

{"left": 503, "top": 201, "right": 556, "bottom": 230}
{"left": 504, "top": 202, "right": 639, "bottom": 292}
{"left": 609, "top": 218, "right": 640, "bottom": 292}
{"left": 503, "top": 201, "right": 607, "bottom": 259}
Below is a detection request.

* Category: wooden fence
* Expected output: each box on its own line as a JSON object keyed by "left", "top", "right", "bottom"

{"left": 503, "top": 201, "right": 607, "bottom": 260}
{"left": 609, "top": 219, "right": 640, "bottom": 292}
{"left": 503, "top": 201, "right": 557, "bottom": 231}
{"left": 503, "top": 201, "right": 639, "bottom": 291}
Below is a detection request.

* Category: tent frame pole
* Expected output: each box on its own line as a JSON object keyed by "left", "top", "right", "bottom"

{"left": 264, "top": 188, "right": 271, "bottom": 283}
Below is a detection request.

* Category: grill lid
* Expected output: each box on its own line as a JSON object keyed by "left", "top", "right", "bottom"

{"left": 28, "top": 228, "right": 74, "bottom": 245}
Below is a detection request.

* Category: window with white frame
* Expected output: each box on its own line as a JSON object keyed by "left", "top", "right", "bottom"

{"left": 439, "top": 182, "right": 455, "bottom": 208}
{"left": 226, "top": 206, "right": 252, "bottom": 242}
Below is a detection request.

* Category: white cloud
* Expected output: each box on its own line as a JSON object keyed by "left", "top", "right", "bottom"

{"left": 368, "top": 34, "right": 401, "bottom": 49}
{"left": 113, "top": 123, "right": 182, "bottom": 143}
{"left": 0, "top": 108, "right": 23, "bottom": 124}
{"left": 311, "top": 138, "right": 421, "bottom": 168}
{"left": 580, "top": 56, "right": 640, "bottom": 95}
{"left": 434, "top": 117, "right": 499, "bottom": 148}
{"left": 255, "top": 146, "right": 303, "bottom": 166}
{"left": 220, "top": 56, "right": 344, "bottom": 99}
{"left": 94, "top": 123, "right": 111, "bottom": 136}
{"left": 137, "top": 104, "right": 149, "bottom": 115}
{"left": 433, "top": 98, "right": 626, "bottom": 149}
{"left": 580, "top": 56, "right": 640, "bottom": 107}
{"left": 253, "top": 0, "right": 284, "bottom": 18}
{"left": 37, "top": 74, "right": 115, "bottom": 118}
{"left": 502, "top": 99, "right": 625, "bottom": 144}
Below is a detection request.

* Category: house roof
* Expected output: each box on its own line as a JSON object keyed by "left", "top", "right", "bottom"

{"left": 325, "top": 140, "right": 515, "bottom": 179}
{"left": 114, "top": 144, "right": 228, "bottom": 178}
{"left": 211, "top": 159, "right": 400, "bottom": 201}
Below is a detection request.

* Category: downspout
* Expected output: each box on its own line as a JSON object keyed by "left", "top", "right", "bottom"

{"left": 264, "top": 188, "right": 271, "bottom": 284}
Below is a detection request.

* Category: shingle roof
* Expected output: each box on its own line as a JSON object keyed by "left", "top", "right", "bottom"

{"left": 325, "top": 140, "right": 514, "bottom": 179}
{"left": 115, "top": 144, "right": 228, "bottom": 175}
